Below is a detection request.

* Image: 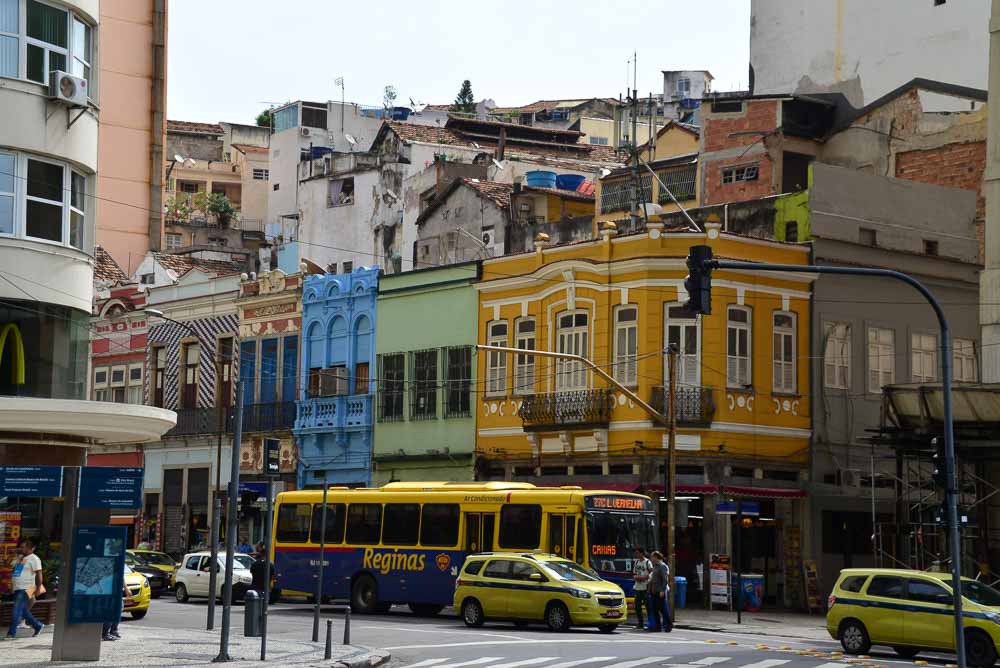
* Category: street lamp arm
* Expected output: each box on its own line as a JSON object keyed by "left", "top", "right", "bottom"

{"left": 474, "top": 344, "right": 668, "bottom": 427}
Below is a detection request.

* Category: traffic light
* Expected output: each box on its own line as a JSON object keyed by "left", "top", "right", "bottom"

{"left": 931, "top": 437, "right": 950, "bottom": 490}
{"left": 684, "top": 245, "right": 714, "bottom": 315}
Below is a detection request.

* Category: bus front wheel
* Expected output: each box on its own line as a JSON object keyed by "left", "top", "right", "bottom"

{"left": 351, "top": 575, "right": 379, "bottom": 614}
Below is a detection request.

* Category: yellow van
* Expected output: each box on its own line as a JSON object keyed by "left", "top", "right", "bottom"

{"left": 828, "top": 568, "right": 1000, "bottom": 666}
{"left": 453, "top": 553, "right": 627, "bottom": 633}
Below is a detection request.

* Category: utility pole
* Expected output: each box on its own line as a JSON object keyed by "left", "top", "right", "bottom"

{"left": 208, "top": 351, "right": 224, "bottom": 630}
{"left": 312, "top": 475, "right": 329, "bottom": 642}
{"left": 214, "top": 379, "right": 244, "bottom": 663}
{"left": 665, "top": 344, "right": 678, "bottom": 621}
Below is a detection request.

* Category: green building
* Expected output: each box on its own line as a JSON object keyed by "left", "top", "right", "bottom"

{"left": 373, "top": 262, "right": 481, "bottom": 484}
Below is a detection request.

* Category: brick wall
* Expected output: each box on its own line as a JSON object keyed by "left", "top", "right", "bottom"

{"left": 703, "top": 155, "right": 776, "bottom": 205}
{"left": 895, "top": 141, "right": 986, "bottom": 218}
{"left": 702, "top": 100, "right": 780, "bottom": 153}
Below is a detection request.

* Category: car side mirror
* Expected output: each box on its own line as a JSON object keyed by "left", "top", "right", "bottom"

{"left": 529, "top": 572, "right": 543, "bottom": 582}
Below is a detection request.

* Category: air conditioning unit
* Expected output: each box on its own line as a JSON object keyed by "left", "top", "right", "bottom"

{"left": 300, "top": 127, "right": 311, "bottom": 138}
{"left": 49, "top": 71, "right": 88, "bottom": 107}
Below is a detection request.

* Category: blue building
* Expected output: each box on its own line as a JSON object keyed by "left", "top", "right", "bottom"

{"left": 294, "top": 267, "right": 378, "bottom": 487}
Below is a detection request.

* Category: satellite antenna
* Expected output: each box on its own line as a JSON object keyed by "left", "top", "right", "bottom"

{"left": 492, "top": 158, "right": 505, "bottom": 171}
{"left": 345, "top": 134, "right": 357, "bottom": 146}
{"left": 600, "top": 168, "right": 612, "bottom": 178}
{"left": 471, "top": 142, "right": 481, "bottom": 149}
{"left": 173, "top": 154, "right": 185, "bottom": 163}
{"left": 409, "top": 97, "right": 416, "bottom": 107}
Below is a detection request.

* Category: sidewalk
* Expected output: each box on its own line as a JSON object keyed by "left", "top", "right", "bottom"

{"left": 671, "top": 607, "right": 832, "bottom": 642}
{"left": 0, "top": 625, "right": 390, "bottom": 668}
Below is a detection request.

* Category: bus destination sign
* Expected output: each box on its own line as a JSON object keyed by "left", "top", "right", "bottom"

{"left": 585, "top": 495, "right": 651, "bottom": 511}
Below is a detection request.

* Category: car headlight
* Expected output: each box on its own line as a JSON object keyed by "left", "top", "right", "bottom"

{"left": 568, "top": 588, "right": 592, "bottom": 599}
{"left": 985, "top": 611, "right": 1000, "bottom": 625}
{"left": 142, "top": 579, "right": 149, "bottom": 589}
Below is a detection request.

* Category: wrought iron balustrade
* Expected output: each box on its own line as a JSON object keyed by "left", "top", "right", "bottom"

{"left": 518, "top": 389, "right": 613, "bottom": 431}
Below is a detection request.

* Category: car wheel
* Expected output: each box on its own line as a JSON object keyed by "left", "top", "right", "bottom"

{"left": 545, "top": 602, "right": 571, "bottom": 633}
{"left": 409, "top": 604, "right": 444, "bottom": 617}
{"left": 840, "top": 619, "right": 871, "bottom": 655}
{"left": 598, "top": 624, "right": 618, "bottom": 634}
{"left": 966, "top": 629, "right": 998, "bottom": 667}
{"left": 462, "top": 599, "right": 485, "bottom": 628}
{"left": 351, "top": 575, "right": 379, "bottom": 614}
{"left": 131, "top": 610, "right": 147, "bottom": 620}
{"left": 893, "top": 647, "right": 920, "bottom": 659}
{"left": 175, "top": 583, "right": 189, "bottom": 603}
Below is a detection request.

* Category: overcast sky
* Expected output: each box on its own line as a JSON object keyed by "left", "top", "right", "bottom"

{"left": 167, "top": 0, "right": 751, "bottom": 124}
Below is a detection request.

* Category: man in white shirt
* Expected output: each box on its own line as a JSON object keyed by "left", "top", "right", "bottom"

{"left": 631, "top": 547, "right": 652, "bottom": 630}
{"left": 6, "top": 538, "right": 45, "bottom": 639}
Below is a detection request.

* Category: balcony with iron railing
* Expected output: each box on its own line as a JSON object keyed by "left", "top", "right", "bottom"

{"left": 162, "top": 402, "right": 297, "bottom": 438}
{"left": 518, "top": 389, "right": 613, "bottom": 432}
{"left": 295, "top": 394, "right": 373, "bottom": 432}
{"left": 650, "top": 385, "right": 716, "bottom": 427}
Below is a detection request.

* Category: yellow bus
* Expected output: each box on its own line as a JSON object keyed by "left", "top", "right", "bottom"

{"left": 271, "top": 481, "right": 657, "bottom": 614}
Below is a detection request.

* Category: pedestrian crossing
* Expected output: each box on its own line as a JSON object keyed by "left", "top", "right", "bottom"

{"left": 397, "top": 655, "right": 873, "bottom": 668}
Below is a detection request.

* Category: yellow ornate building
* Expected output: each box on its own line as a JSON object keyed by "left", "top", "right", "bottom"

{"left": 474, "top": 219, "right": 815, "bottom": 604}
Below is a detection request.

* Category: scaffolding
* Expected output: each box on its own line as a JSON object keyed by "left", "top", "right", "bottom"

{"left": 869, "top": 383, "right": 1000, "bottom": 584}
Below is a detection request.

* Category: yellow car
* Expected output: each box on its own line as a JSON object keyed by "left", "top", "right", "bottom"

{"left": 828, "top": 568, "right": 1000, "bottom": 666}
{"left": 123, "top": 565, "right": 151, "bottom": 620}
{"left": 454, "top": 553, "right": 626, "bottom": 633}
{"left": 128, "top": 549, "right": 177, "bottom": 585}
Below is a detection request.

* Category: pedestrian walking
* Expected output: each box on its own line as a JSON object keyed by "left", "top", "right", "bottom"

{"left": 631, "top": 547, "right": 652, "bottom": 630}
{"left": 6, "top": 538, "right": 45, "bottom": 640}
{"left": 646, "top": 550, "right": 672, "bottom": 632}
{"left": 102, "top": 579, "right": 133, "bottom": 641}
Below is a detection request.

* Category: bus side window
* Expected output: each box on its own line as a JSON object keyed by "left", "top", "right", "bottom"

{"left": 482, "top": 514, "right": 495, "bottom": 551}
{"left": 499, "top": 505, "right": 541, "bottom": 549}
{"left": 276, "top": 503, "right": 312, "bottom": 543}
{"left": 575, "top": 517, "right": 585, "bottom": 565}
{"left": 310, "top": 503, "right": 346, "bottom": 544}
{"left": 383, "top": 503, "right": 421, "bottom": 546}
{"left": 421, "top": 504, "right": 460, "bottom": 547}
{"left": 548, "top": 516, "right": 564, "bottom": 557}
{"left": 346, "top": 503, "right": 382, "bottom": 545}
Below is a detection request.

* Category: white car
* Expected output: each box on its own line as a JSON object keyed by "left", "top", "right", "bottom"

{"left": 174, "top": 551, "right": 253, "bottom": 603}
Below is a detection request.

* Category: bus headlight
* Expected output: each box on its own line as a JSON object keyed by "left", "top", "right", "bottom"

{"left": 985, "top": 611, "right": 1000, "bottom": 626}
{"left": 568, "top": 588, "right": 592, "bottom": 599}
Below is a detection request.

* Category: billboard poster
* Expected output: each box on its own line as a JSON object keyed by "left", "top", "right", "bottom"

{"left": 66, "top": 525, "right": 127, "bottom": 624}
{"left": 0, "top": 511, "right": 22, "bottom": 596}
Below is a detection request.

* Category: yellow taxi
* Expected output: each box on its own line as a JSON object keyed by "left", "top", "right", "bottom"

{"left": 128, "top": 549, "right": 177, "bottom": 584}
{"left": 123, "top": 565, "right": 151, "bottom": 619}
{"left": 454, "top": 553, "right": 626, "bottom": 633}
{"left": 828, "top": 568, "right": 1000, "bottom": 666}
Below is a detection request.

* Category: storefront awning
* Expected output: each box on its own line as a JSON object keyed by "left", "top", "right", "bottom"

{"left": 721, "top": 485, "right": 806, "bottom": 499}
{"left": 646, "top": 483, "right": 718, "bottom": 495}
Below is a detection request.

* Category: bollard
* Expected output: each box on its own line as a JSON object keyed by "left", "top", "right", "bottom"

{"left": 324, "top": 619, "right": 333, "bottom": 660}
{"left": 342, "top": 608, "right": 351, "bottom": 645}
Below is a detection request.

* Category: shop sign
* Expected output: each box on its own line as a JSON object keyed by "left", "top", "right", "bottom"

{"left": 0, "top": 466, "right": 63, "bottom": 497}
{"left": 584, "top": 495, "right": 651, "bottom": 511}
{"left": 78, "top": 467, "right": 143, "bottom": 509}
{"left": 238, "top": 482, "right": 268, "bottom": 501}
{"left": 716, "top": 501, "right": 760, "bottom": 516}
{"left": 264, "top": 438, "right": 280, "bottom": 477}
{"left": 709, "top": 553, "right": 731, "bottom": 607}
{"left": 66, "top": 525, "right": 128, "bottom": 624}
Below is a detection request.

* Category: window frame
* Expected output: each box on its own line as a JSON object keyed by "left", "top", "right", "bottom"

{"left": 165, "top": 232, "right": 182, "bottom": 250}
{"left": 409, "top": 349, "right": 438, "bottom": 420}
{"left": 0, "top": 150, "right": 14, "bottom": 236}
{"left": 377, "top": 352, "right": 405, "bottom": 422}
{"left": 772, "top": 311, "right": 797, "bottom": 394}
{"left": 7, "top": 0, "right": 96, "bottom": 94}
{"left": 485, "top": 320, "right": 508, "bottom": 397}
{"left": 954, "top": 338, "right": 978, "bottom": 383}
{"left": 911, "top": 331, "right": 938, "bottom": 383}
{"left": 555, "top": 310, "right": 590, "bottom": 392}
{"left": 867, "top": 326, "right": 896, "bottom": 394}
{"left": 381, "top": 503, "right": 421, "bottom": 546}
{"left": 514, "top": 317, "right": 536, "bottom": 396}
{"left": 444, "top": 345, "right": 472, "bottom": 419}
{"left": 2, "top": 150, "right": 91, "bottom": 249}
{"left": 252, "top": 168, "right": 269, "bottom": 181}
{"left": 419, "top": 503, "right": 460, "bottom": 547}
{"left": 721, "top": 164, "right": 759, "bottom": 185}
{"left": 345, "top": 503, "right": 383, "bottom": 545}
{"left": 726, "top": 305, "right": 752, "bottom": 388}
{"left": 613, "top": 305, "right": 639, "bottom": 388}
{"left": 823, "top": 321, "right": 851, "bottom": 390}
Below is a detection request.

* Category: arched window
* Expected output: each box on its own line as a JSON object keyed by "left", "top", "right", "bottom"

{"left": 306, "top": 321, "right": 324, "bottom": 397}
{"left": 354, "top": 315, "right": 372, "bottom": 394}
{"left": 727, "top": 306, "right": 752, "bottom": 388}
{"left": 613, "top": 305, "right": 638, "bottom": 387}
{"left": 555, "top": 310, "right": 589, "bottom": 391}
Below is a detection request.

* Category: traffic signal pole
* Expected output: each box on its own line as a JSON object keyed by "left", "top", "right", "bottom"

{"left": 691, "top": 249, "right": 965, "bottom": 668}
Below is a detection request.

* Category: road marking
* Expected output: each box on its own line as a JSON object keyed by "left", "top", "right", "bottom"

{"left": 483, "top": 659, "right": 559, "bottom": 668}
{"left": 737, "top": 661, "right": 790, "bottom": 668}
{"left": 543, "top": 657, "right": 618, "bottom": 668}
{"left": 434, "top": 659, "right": 505, "bottom": 668}
{"left": 815, "top": 664, "right": 850, "bottom": 668}
{"left": 606, "top": 658, "right": 671, "bottom": 668}
{"left": 399, "top": 661, "right": 450, "bottom": 668}
{"left": 692, "top": 659, "right": 732, "bottom": 666}
{"left": 384, "top": 640, "right": 701, "bottom": 650}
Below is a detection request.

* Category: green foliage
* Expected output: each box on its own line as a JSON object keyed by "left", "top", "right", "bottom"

{"left": 451, "top": 79, "right": 475, "bottom": 114}
{"left": 195, "top": 192, "right": 236, "bottom": 226}
{"left": 256, "top": 109, "right": 272, "bottom": 128}
{"left": 165, "top": 195, "right": 193, "bottom": 222}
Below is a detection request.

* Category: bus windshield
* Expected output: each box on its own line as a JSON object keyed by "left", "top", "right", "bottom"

{"left": 586, "top": 511, "right": 657, "bottom": 574}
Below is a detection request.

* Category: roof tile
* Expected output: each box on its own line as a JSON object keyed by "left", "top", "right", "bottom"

{"left": 93, "top": 246, "right": 129, "bottom": 284}
{"left": 152, "top": 252, "right": 243, "bottom": 277}
{"left": 167, "top": 119, "right": 224, "bottom": 135}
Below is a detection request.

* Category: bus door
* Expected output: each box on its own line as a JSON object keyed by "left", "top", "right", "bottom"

{"left": 464, "top": 512, "right": 495, "bottom": 553}
{"left": 547, "top": 514, "right": 577, "bottom": 561}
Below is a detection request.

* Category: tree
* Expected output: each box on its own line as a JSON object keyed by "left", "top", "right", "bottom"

{"left": 451, "top": 80, "right": 475, "bottom": 114}
{"left": 256, "top": 109, "right": 272, "bottom": 128}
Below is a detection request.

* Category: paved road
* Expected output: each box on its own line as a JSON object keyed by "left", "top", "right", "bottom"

{"left": 128, "top": 598, "right": 958, "bottom": 668}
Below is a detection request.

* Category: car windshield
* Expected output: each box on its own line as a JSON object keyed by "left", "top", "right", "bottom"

{"left": 234, "top": 555, "right": 254, "bottom": 569}
{"left": 586, "top": 511, "right": 658, "bottom": 574}
{"left": 138, "top": 552, "right": 175, "bottom": 566}
{"left": 962, "top": 580, "right": 1000, "bottom": 607}
{"left": 544, "top": 560, "right": 602, "bottom": 582}
{"left": 124, "top": 565, "right": 134, "bottom": 575}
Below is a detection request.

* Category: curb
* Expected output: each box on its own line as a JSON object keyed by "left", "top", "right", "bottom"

{"left": 334, "top": 647, "right": 391, "bottom": 668}
{"left": 674, "top": 622, "right": 830, "bottom": 641}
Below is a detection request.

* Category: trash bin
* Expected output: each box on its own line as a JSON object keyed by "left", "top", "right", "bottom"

{"left": 732, "top": 574, "right": 764, "bottom": 612}
{"left": 244, "top": 590, "right": 262, "bottom": 637}
{"left": 673, "top": 576, "right": 687, "bottom": 609}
